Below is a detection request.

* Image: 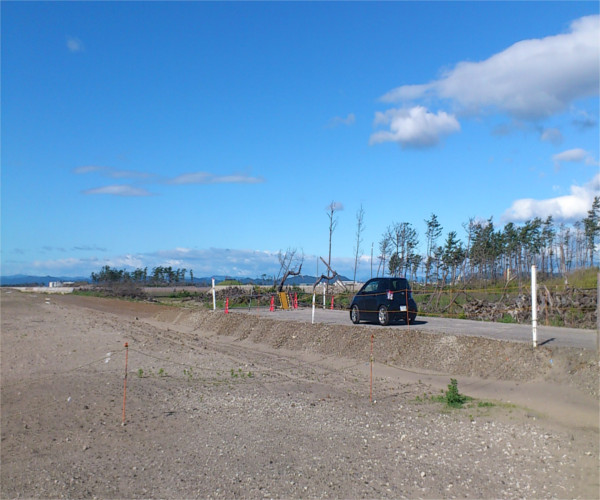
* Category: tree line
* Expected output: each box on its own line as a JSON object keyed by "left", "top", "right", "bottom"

{"left": 373, "top": 196, "right": 599, "bottom": 285}
{"left": 91, "top": 197, "right": 599, "bottom": 288}
{"left": 91, "top": 265, "right": 193, "bottom": 285}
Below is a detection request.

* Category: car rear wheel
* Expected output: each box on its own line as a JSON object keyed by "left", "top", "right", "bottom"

{"left": 408, "top": 313, "right": 417, "bottom": 324}
{"left": 378, "top": 305, "right": 389, "bottom": 326}
{"left": 350, "top": 305, "right": 361, "bottom": 324}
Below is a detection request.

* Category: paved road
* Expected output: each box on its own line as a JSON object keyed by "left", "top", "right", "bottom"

{"left": 237, "top": 306, "right": 598, "bottom": 350}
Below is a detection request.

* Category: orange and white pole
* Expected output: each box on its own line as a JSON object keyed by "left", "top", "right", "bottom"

{"left": 122, "top": 342, "right": 129, "bottom": 425}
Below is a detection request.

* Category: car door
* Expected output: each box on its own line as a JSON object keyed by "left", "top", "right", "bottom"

{"left": 356, "top": 279, "right": 380, "bottom": 321}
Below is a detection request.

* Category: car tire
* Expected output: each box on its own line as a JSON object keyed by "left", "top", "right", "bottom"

{"left": 350, "top": 305, "right": 360, "bottom": 324}
{"left": 378, "top": 305, "right": 389, "bottom": 326}
{"left": 408, "top": 314, "right": 417, "bottom": 324}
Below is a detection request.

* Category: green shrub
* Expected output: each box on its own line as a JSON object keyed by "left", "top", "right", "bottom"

{"left": 444, "top": 378, "right": 468, "bottom": 408}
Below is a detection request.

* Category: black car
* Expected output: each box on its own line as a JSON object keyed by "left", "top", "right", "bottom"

{"left": 349, "top": 277, "right": 417, "bottom": 326}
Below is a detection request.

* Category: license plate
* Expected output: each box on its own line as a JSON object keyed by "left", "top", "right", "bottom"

{"left": 399, "top": 305, "right": 407, "bottom": 312}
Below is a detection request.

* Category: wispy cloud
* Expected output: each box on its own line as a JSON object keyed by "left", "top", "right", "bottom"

{"left": 74, "top": 165, "right": 264, "bottom": 196}
{"left": 33, "top": 257, "right": 89, "bottom": 271}
{"left": 540, "top": 128, "right": 563, "bottom": 145}
{"left": 552, "top": 148, "right": 597, "bottom": 169}
{"left": 82, "top": 185, "right": 154, "bottom": 197}
{"left": 66, "top": 36, "right": 84, "bottom": 53}
{"left": 73, "top": 165, "right": 154, "bottom": 180}
{"left": 72, "top": 245, "right": 108, "bottom": 252}
{"left": 370, "top": 106, "right": 460, "bottom": 148}
{"left": 31, "top": 254, "right": 142, "bottom": 273}
{"left": 328, "top": 113, "right": 356, "bottom": 128}
{"left": 326, "top": 201, "right": 344, "bottom": 212}
{"left": 572, "top": 109, "right": 598, "bottom": 130}
{"left": 379, "top": 15, "right": 599, "bottom": 121}
{"left": 28, "top": 248, "right": 283, "bottom": 278}
{"left": 502, "top": 173, "right": 600, "bottom": 223}
{"left": 167, "top": 172, "right": 264, "bottom": 185}
{"left": 43, "top": 246, "right": 66, "bottom": 253}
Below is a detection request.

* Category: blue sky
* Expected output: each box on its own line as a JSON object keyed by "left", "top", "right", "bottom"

{"left": 2, "top": 1, "right": 599, "bottom": 280}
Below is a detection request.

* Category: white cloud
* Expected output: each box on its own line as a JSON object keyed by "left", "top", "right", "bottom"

{"left": 552, "top": 148, "right": 597, "bottom": 169}
{"left": 380, "top": 15, "right": 599, "bottom": 120}
{"left": 369, "top": 106, "right": 460, "bottom": 147}
{"left": 106, "top": 254, "right": 145, "bottom": 269}
{"left": 82, "top": 185, "right": 153, "bottom": 196}
{"left": 168, "top": 172, "right": 264, "bottom": 185}
{"left": 151, "top": 247, "right": 283, "bottom": 277}
{"left": 502, "top": 173, "right": 600, "bottom": 222}
{"left": 66, "top": 36, "right": 84, "bottom": 53}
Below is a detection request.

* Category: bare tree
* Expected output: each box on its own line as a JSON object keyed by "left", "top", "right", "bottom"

{"left": 275, "top": 248, "right": 304, "bottom": 290}
{"left": 326, "top": 201, "right": 343, "bottom": 270}
{"left": 352, "top": 204, "right": 365, "bottom": 287}
{"left": 377, "top": 228, "right": 392, "bottom": 277}
{"left": 325, "top": 201, "right": 343, "bottom": 292}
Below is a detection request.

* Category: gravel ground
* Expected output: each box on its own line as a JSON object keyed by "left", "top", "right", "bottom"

{"left": 1, "top": 290, "right": 598, "bottom": 499}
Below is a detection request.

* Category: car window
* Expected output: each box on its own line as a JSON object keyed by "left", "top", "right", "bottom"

{"left": 362, "top": 280, "right": 379, "bottom": 293}
{"left": 391, "top": 279, "right": 409, "bottom": 291}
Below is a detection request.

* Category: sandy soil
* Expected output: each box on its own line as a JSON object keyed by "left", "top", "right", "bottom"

{"left": 1, "top": 290, "right": 598, "bottom": 499}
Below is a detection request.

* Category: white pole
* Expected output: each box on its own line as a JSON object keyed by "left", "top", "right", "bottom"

{"left": 311, "top": 293, "right": 316, "bottom": 324}
{"left": 531, "top": 265, "right": 537, "bottom": 348}
{"left": 212, "top": 278, "right": 216, "bottom": 311}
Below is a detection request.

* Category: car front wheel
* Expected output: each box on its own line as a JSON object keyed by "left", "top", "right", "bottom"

{"left": 350, "top": 305, "right": 360, "bottom": 324}
{"left": 378, "top": 305, "right": 389, "bottom": 326}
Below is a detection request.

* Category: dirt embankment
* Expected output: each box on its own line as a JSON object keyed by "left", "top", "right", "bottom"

{"left": 150, "top": 305, "right": 599, "bottom": 399}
